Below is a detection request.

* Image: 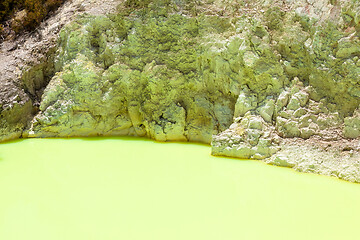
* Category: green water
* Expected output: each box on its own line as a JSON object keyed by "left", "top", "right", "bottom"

{"left": 0, "top": 138, "right": 359, "bottom": 240}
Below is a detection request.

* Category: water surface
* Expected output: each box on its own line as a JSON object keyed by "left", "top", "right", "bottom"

{"left": 0, "top": 137, "right": 359, "bottom": 240}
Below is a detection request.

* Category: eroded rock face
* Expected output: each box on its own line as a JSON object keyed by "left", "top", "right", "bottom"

{"left": 212, "top": 114, "right": 280, "bottom": 160}
{"left": 0, "top": 0, "right": 359, "bottom": 182}
{"left": 344, "top": 109, "right": 360, "bottom": 139}
{"left": 26, "top": 13, "right": 240, "bottom": 143}
{"left": 265, "top": 141, "right": 360, "bottom": 183}
{"left": 26, "top": 0, "right": 359, "bottom": 146}
{"left": 0, "top": 0, "right": 121, "bottom": 141}
{"left": 0, "top": 82, "right": 33, "bottom": 141}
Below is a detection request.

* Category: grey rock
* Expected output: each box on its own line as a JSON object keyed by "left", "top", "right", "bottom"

{"left": 276, "top": 117, "right": 300, "bottom": 137}
{"left": 234, "top": 145, "right": 256, "bottom": 159}
{"left": 234, "top": 92, "right": 257, "bottom": 118}
{"left": 275, "top": 91, "right": 290, "bottom": 112}
{"left": 279, "top": 110, "right": 293, "bottom": 119}
{"left": 287, "top": 96, "right": 301, "bottom": 111}
{"left": 258, "top": 99, "right": 275, "bottom": 123}
{"left": 271, "top": 155, "right": 295, "bottom": 168}
{"left": 316, "top": 115, "right": 330, "bottom": 130}
{"left": 344, "top": 111, "right": 360, "bottom": 139}
{"left": 299, "top": 114, "right": 316, "bottom": 128}
{"left": 293, "top": 91, "right": 309, "bottom": 107}
{"left": 294, "top": 108, "right": 307, "bottom": 118}
{"left": 247, "top": 129, "right": 261, "bottom": 146}
{"left": 248, "top": 116, "right": 263, "bottom": 130}
{"left": 300, "top": 127, "right": 316, "bottom": 139}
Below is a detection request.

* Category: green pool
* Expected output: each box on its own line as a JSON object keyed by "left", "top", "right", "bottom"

{"left": 0, "top": 137, "right": 359, "bottom": 240}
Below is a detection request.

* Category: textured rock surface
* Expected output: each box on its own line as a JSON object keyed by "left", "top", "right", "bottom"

{"left": 26, "top": 10, "right": 240, "bottom": 143}
{"left": 344, "top": 108, "right": 360, "bottom": 139}
{"left": 0, "top": 0, "right": 120, "bottom": 141}
{"left": 266, "top": 139, "right": 360, "bottom": 183}
{"left": 212, "top": 114, "right": 280, "bottom": 159}
{"left": 28, "top": 0, "right": 360, "bottom": 140}
{"left": 0, "top": 0, "right": 359, "bottom": 182}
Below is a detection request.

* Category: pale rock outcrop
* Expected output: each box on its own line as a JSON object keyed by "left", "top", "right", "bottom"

{"left": 266, "top": 142, "right": 360, "bottom": 183}
{"left": 344, "top": 109, "right": 360, "bottom": 139}
{"left": 0, "top": 0, "right": 120, "bottom": 142}
{"left": 234, "top": 91, "right": 257, "bottom": 117}
{"left": 258, "top": 99, "right": 275, "bottom": 123}
{"left": 212, "top": 114, "right": 279, "bottom": 160}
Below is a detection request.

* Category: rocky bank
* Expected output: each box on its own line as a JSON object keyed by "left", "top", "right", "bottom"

{"left": 0, "top": 0, "right": 359, "bottom": 182}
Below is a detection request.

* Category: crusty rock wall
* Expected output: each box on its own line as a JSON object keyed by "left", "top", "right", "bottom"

{"left": 26, "top": 11, "right": 239, "bottom": 143}
{"left": 0, "top": 0, "right": 120, "bottom": 142}
{"left": 0, "top": 0, "right": 359, "bottom": 182}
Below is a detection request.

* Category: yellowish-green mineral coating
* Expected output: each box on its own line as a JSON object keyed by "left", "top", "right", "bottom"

{"left": 3, "top": 0, "right": 357, "bottom": 184}
{"left": 0, "top": 138, "right": 360, "bottom": 240}
{"left": 27, "top": 0, "right": 360, "bottom": 144}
